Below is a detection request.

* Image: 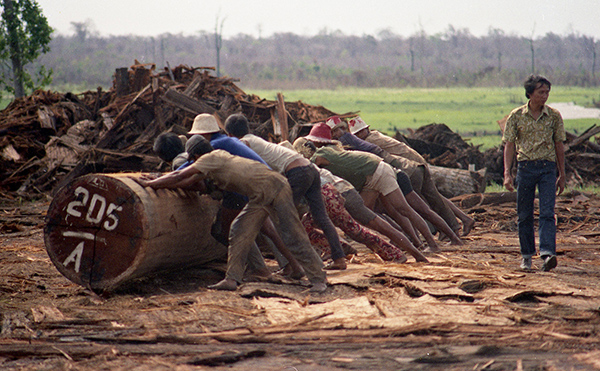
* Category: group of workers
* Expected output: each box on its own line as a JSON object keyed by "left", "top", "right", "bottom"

{"left": 140, "top": 111, "right": 471, "bottom": 293}
{"left": 137, "top": 74, "right": 564, "bottom": 293}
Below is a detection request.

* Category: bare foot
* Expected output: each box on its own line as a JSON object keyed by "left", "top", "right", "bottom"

{"left": 250, "top": 267, "right": 272, "bottom": 279}
{"left": 324, "top": 257, "right": 347, "bottom": 270}
{"left": 279, "top": 264, "right": 306, "bottom": 280}
{"left": 423, "top": 245, "right": 442, "bottom": 254}
{"left": 415, "top": 255, "right": 430, "bottom": 263}
{"left": 309, "top": 282, "right": 328, "bottom": 293}
{"left": 403, "top": 243, "right": 430, "bottom": 262}
{"left": 341, "top": 242, "right": 357, "bottom": 257}
{"left": 450, "top": 237, "right": 465, "bottom": 246}
{"left": 392, "top": 254, "right": 408, "bottom": 264}
{"left": 461, "top": 217, "right": 475, "bottom": 236}
{"left": 208, "top": 278, "right": 237, "bottom": 291}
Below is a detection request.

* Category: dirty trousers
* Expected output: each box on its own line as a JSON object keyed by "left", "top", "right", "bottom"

{"left": 226, "top": 185, "right": 326, "bottom": 285}
{"left": 302, "top": 183, "right": 407, "bottom": 262}
{"left": 286, "top": 164, "right": 345, "bottom": 261}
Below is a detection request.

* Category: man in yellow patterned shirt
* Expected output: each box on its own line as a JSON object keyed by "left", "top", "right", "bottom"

{"left": 503, "top": 75, "right": 566, "bottom": 272}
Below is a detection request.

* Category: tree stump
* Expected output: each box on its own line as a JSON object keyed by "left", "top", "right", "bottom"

{"left": 44, "top": 173, "right": 227, "bottom": 292}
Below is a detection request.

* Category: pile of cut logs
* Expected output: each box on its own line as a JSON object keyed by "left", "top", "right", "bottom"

{"left": 1, "top": 61, "right": 597, "bottom": 200}
{"left": 0, "top": 62, "right": 345, "bottom": 198}
{"left": 397, "top": 121, "right": 600, "bottom": 188}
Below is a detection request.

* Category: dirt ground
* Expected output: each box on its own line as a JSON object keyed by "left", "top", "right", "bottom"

{"left": 1, "top": 192, "right": 600, "bottom": 371}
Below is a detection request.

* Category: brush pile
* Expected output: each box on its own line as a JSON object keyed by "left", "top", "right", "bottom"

{"left": 1, "top": 62, "right": 598, "bottom": 200}
{"left": 397, "top": 122, "right": 600, "bottom": 187}
{"left": 0, "top": 62, "right": 343, "bottom": 198}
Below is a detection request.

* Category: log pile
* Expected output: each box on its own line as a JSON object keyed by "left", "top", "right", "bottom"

{"left": 0, "top": 62, "right": 345, "bottom": 199}
{"left": 398, "top": 122, "right": 600, "bottom": 188}
{"left": 1, "top": 63, "right": 598, "bottom": 200}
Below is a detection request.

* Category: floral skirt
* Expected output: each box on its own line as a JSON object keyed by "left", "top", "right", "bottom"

{"left": 302, "top": 183, "right": 406, "bottom": 262}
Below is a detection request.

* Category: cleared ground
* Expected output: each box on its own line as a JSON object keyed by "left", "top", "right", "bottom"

{"left": 1, "top": 193, "right": 600, "bottom": 370}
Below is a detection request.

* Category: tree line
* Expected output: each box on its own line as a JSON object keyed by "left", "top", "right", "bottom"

{"left": 4, "top": 14, "right": 600, "bottom": 94}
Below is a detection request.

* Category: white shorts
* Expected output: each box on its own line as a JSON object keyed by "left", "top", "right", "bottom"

{"left": 363, "top": 162, "right": 399, "bottom": 196}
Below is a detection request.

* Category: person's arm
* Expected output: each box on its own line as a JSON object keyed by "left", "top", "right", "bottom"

{"left": 134, "top": 165, "right": 205, "bottom": 190}
{"left": 555, "top": 141, "right": 566, "bottom": 195}
{"left": 313, "top": 155, "right": 330, "bottom": 167}
{"left": 503, "top": 141, "right": 516, "bottom": 192}
{"left": 343, "top": 133, "right": 389, "bottom": 159}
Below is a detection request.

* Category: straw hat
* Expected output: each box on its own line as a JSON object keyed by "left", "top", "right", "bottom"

{"left": 348, "top": 116, "right": 369, "bottom": 134}
{"left": 188, "top": 113, "right": 220, "bottom": 135}
{"left": 293, "top": 137, "right": 316, "bottom": 159}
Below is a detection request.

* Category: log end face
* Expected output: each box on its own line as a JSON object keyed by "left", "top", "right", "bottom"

{"left": 44, "top": 174, "right": 146, "bottom": 290}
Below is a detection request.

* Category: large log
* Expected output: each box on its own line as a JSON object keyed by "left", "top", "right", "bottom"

{"left": 428, "top": 165, "right": 487, "bottom": 198}
{"left": 451, "top": 192, "right": 517, "bottom": 209}
{"left": 44, "top": 173, "right": 227, "bottom": 291}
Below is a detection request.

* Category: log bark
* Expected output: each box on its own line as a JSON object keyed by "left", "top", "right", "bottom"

{"left": 428, "top": 165, "right": 487, "bottom": 198}
{"left": 450, "top": 192, "right": 517, "bottom": 209}
{"left": 44, "top": 173, "right": 227, "bottom": 291}
{"left": 564, "top": 124, "right": 600, "bottom": 151}
{"left": 161, "top": 88, "right": 217, "bottom": 116}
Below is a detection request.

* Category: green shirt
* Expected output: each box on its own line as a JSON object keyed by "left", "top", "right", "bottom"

{"left": 502, "top": 103, "right": 566, "bottom": 162}
{"left": 310, "top": 146, "right": 380, "bottom": 192}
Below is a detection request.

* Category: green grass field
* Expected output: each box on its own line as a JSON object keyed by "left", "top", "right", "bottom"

{"left": 3, "top": 86, "right": 599, "bottom": 151}
{"left": 249, "top": 87, "right": 600, "bottom": 150}
{"left": 0, "top": 97, "right": 10, "bottom": 110}
{"left": 3, "top": 86, "right": 599, "bottom": 192}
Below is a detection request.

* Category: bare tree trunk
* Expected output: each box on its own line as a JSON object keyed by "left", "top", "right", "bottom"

{"left": 160, "top": 38, "right": 165, "bottom": 69}
{"left": 3, "top": 0, "right": 25, "bottom": 98}
{"left": 592, "top": 39, "right": 597, "bottom": 85}
{"left": 215, "top": 17, "right": 225, "bottom": 78}
{"left": 497, "top": 52, "right": 502, "bottom": 72}
{"left": 529, "top": 38, "right": 535, "bottom": 74}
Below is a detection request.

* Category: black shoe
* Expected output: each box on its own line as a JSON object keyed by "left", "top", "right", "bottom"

{"left": 541, "top": 255, "right": 557, "bottom": 272}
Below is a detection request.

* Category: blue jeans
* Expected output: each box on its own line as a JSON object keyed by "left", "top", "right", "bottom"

{"left": 516, "top": 160, "right": 557, "bottom": 258}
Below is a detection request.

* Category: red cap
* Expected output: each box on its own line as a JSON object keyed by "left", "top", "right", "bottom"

{"left": 304, "top": 122, "right": 335, "bottom": 143}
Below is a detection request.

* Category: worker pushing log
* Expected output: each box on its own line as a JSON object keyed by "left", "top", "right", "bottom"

{"left": 44, "top": 173, "right": 227, "bottom": 292}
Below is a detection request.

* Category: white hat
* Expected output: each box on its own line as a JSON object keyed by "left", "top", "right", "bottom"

{"left": 325, "top": 116, "right": 344, "bottom": 130}
{"left": 348, "top": 116, "right": 369, "bottom": 134}
{"left": 188, "top": 113, "right": 220, "bottom": 135}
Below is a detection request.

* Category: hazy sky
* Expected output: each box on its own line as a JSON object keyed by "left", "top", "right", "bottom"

{"left": 36, "top": 0, "right": 600, "bottom": 39}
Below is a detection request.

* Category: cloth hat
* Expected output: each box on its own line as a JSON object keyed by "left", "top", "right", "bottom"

{"left": 348, "top": 116, "right": 369, "bottom": 134}
{"left": 188, "top": 113, "right": 220, "bottom": 135}
{"left": 304, "top": 122, "right": 335, "bottom": 144}
{"left": 325, "top": 115, "right": 345, "bottom": 130}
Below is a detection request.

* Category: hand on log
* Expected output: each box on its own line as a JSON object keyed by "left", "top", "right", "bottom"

{"left": 129, "top": 176, "right": 149, "bottom": 188}
{"left": 129, "top": 174, "right": 159, "bottom": 188}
